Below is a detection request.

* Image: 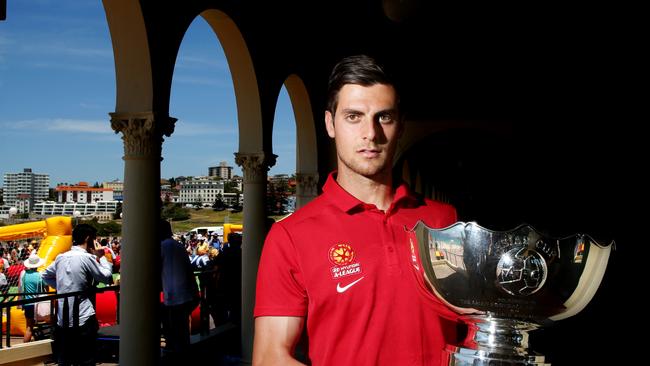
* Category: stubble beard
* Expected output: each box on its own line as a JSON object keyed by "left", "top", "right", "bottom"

{"left": 338, "top": 150, "right": 391, "bottom": 180}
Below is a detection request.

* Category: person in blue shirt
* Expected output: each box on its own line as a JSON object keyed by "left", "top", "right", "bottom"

{"left": 19, "top": 253, "right": 47, "bottom": 342}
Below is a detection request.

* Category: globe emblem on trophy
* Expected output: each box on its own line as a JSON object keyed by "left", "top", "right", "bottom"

{"left": 496, "top": 247, "right": 547, "bottom": 296}
{"left": 407, "top": 221, "right": 614, "bottom": 366}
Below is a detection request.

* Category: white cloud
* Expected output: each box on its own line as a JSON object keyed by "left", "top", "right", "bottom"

{"left": 49, "top": 119, "right": 113, "bottom": 133}
{"left": 16, "top": 40, "right": 112, "bottom": 58}
{"left": 79, "top": 102, "right": 103, "bottom": 109}
{"left": 29, "top": 61, "right": 111, "bottom": 73}
{"left": 1, "top": 118, "right": 113, "bottom": 134}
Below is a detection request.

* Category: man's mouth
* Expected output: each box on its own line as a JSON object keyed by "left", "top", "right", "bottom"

{"left": 358, "top": 148, "right": 381, "bottom": 158}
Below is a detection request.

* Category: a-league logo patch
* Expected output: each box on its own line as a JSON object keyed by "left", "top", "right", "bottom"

{"left": 328, "top": 243, "right": 362, "bottom": 279}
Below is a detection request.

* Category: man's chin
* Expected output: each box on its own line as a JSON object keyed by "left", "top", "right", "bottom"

{"left": 350, "top": 164, "right": 389, "bottom": 179}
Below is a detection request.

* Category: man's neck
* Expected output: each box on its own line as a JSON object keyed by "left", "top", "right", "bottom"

{"left": 336, "top": 169, "right": 394, "bottom": 211}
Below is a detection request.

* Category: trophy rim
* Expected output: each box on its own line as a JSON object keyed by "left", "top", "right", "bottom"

{"left": 408, "top": 220, "right": 615, "bottom": 249}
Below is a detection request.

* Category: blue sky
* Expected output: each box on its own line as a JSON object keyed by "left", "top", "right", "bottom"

{"left": 0, "top": 0, "right": 296, "bottom": 186}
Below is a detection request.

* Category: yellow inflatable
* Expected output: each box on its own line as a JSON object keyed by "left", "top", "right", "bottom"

{"left": 0, "top": 216, "right": 72, "bottom": 336}
{"left": 223, "top": 223, "right": 243, "bottom": 243}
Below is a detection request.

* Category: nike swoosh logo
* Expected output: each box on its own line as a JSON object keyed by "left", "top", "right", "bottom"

{"left": 336, "top": 276, "right": 365, "bottom": 293}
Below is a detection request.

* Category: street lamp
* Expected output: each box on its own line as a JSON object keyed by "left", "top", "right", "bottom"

{"left": 73, "top": 210, "right": 81, "bottom": 225}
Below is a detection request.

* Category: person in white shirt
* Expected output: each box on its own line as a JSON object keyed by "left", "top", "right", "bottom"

{"left": 42, "top": 224, "right": 113, "bottom": 366}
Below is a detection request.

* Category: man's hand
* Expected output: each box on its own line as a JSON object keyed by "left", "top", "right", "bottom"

{"left": 92, "top": 240, "right": 105, "bottom": 260}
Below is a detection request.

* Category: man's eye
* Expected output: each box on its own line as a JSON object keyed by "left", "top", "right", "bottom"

{"left": 379, "top": 114, "right": 394, "bottom": 124}
{"left": 346, "top": 114, "right": 360, "bottom": 122}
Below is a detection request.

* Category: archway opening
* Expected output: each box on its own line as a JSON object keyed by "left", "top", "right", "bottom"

{"left": 268, "top": 85, "right": 297, "bottom": 215}
{"left": 166, "top": 16, "right": 241, "bottom": 228}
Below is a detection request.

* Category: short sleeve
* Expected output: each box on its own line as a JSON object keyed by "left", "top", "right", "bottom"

{"left": 254, "top": 222, "right": 308, "bottom": 317}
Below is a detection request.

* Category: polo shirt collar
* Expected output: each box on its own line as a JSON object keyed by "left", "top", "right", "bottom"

{"left": 322, "top": 171, "right": 420, "bottom": 214}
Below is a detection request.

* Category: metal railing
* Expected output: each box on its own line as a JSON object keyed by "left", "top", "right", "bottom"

{"left": 2, "top": 267, "right": 238, "bottom": 353}
{"left": 0, "top": 285, "right": 120, "bottom": 349}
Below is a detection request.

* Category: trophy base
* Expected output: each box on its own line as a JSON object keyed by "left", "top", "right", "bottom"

{"left": 445, "top": 345, "right": 550, "bottom": 365}
{"left": 444, "top": 315, "right": 551, "bottom": 365}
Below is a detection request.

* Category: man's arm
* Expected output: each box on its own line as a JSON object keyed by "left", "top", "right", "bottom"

{"left": 253, "top": 316, "right": 306, "bottom": 366}
{"left": 41, "top": 262, "right": 57, "bottom": 288}
{"left": 85, "top": 255, "right": 113, "bottom": 285}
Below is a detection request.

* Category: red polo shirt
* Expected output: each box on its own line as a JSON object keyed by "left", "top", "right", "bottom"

{"left": 255, "top": 173, "right": 461, "bottom": 366}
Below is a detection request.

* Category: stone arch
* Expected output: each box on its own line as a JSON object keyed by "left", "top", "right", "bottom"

{"left": 201, "top": 9, "right": 263, "bottom": 154}
{"left": 104, "top": 1, "right": 154, "bottom": 113}
{"left": 283, "top": 74, "right": 318, "bottom": 207}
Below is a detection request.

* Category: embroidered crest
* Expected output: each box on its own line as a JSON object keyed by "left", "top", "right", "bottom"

{"left": 328, "top": 243, "right": 362, "bottom": 279}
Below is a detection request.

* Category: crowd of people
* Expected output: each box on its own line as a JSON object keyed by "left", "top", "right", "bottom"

{"left": 0, "top": 237, "right": 121, "bottom": 293}
{"left": 0, "top": 220, "right": 245, "bottom": 366}
{"left": 160, "top": 221, "right": 242, "bottom": 363}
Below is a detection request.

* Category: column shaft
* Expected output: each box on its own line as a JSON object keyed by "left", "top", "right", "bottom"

{"left": 111, "top": 112, "right": 175, "bottom": 365}
{"left": 235, "top": 152, "right": 275, "bottom": 364}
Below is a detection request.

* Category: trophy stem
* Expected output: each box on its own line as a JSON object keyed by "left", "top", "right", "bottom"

{"left": 445, "top": 315, "right": 550, "bottom": 366}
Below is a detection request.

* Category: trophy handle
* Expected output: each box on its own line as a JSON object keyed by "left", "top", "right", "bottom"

{"left": 550, "top": 239, "right": 613, "bottom": 321}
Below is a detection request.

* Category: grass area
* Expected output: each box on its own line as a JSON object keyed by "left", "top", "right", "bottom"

{"left": 170, "top": 209, "right": 244, "bottom": 233}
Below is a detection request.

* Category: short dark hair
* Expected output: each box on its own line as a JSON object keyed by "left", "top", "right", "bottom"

{"left": 72, "top": 224, "right": 97, "bottom": 246}
{"left": 326, "top": 54, "right": 399, "bottom": 115}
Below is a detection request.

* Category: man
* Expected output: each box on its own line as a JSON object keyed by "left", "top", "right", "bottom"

{"left": 253, "top": 55, "right": 461, "bottom": 365}
{"left": 42, "top": 224, "right": 113, "bottom": 366}
{"left": 160, "top": 219, "right": 198, "bottom": 364}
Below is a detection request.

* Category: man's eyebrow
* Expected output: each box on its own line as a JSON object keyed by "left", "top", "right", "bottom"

{"left": 339, "top": 108, "right": 363, "bottom": 115}
{"left": 374, "top": 108, "right": 399, "bottom": 117}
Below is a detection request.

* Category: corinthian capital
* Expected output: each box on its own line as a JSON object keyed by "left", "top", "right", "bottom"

{"left": 110, "top": 112, "right": 177, "bottom": 158}
{"left": 234, "top": 152, "right": 277, "bottom": 184}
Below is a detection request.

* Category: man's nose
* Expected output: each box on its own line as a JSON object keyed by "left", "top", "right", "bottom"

{"left": 362, "top": 119, "right": 380, "bottom": 141}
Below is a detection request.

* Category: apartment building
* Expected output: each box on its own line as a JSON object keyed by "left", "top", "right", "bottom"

{"left": 2, "top": 168, "right": 50, "bottom": 213}
{"left": 56, "top": 182, "right": 114, "bottom": 203}
{"left": 208, "top": 161, "right": 233, "bottom": 180}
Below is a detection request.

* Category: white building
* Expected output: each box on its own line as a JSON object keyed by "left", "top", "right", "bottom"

{"left": 103, "top": 179, "right": 124, "bottom": 201}
{"left": 33, "top": 201, "right": 119, "bottom": 218}
{"left": 179, "top": 178, "right": 225, "bottom": 205}
{"left": 208, "top": 161, "right": 234, "bottom": 180}
{"left": 2, "top": 168, "right": 50, "bottom": 213}
{"left": 56, "top": 182, "right": 114, "bottom": 203}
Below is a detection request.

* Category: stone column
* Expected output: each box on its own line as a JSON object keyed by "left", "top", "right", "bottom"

{"left": 111, "top": 112, "right": 176, "bottom": 366}
{"left": 234, "top": 152, "right": 276, "bottom": 364}
{"left": 295, "top": 172, "right": 319, "bottom": 209}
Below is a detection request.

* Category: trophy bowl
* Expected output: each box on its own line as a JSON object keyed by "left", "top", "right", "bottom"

{"left": 407, "top": 221, "right": 614, "bottom": 366}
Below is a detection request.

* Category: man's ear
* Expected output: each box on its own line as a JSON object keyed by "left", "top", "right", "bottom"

{"left": 325, "top": 111, "right": 336, "bottom": 138}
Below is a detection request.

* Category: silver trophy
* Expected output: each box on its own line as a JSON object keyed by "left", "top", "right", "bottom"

{"left": 407, "top": 221, "right": 614, "bottom": 365}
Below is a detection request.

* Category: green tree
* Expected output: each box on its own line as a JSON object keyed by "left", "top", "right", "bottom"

{"left": 224, "top": 181, "right": 241, "bottom": 194}
{"left": 113, "top": 202, "right": 123, "bottom": 220}
{"left": 266, "top": 178, "right": 290, "bottom": 215}
{"left": 99, "top": 221, "right": 122, "bottom": 236}
{"left": 213, "top": 193, "right": 226, "bottom": 211}
{"left": 161, "top": 203, "right": 190, "bottom": 221}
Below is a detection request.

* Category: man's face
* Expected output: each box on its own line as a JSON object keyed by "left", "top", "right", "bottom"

{"left": 325, "top": 83, "right": 402, "bottom": 179}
